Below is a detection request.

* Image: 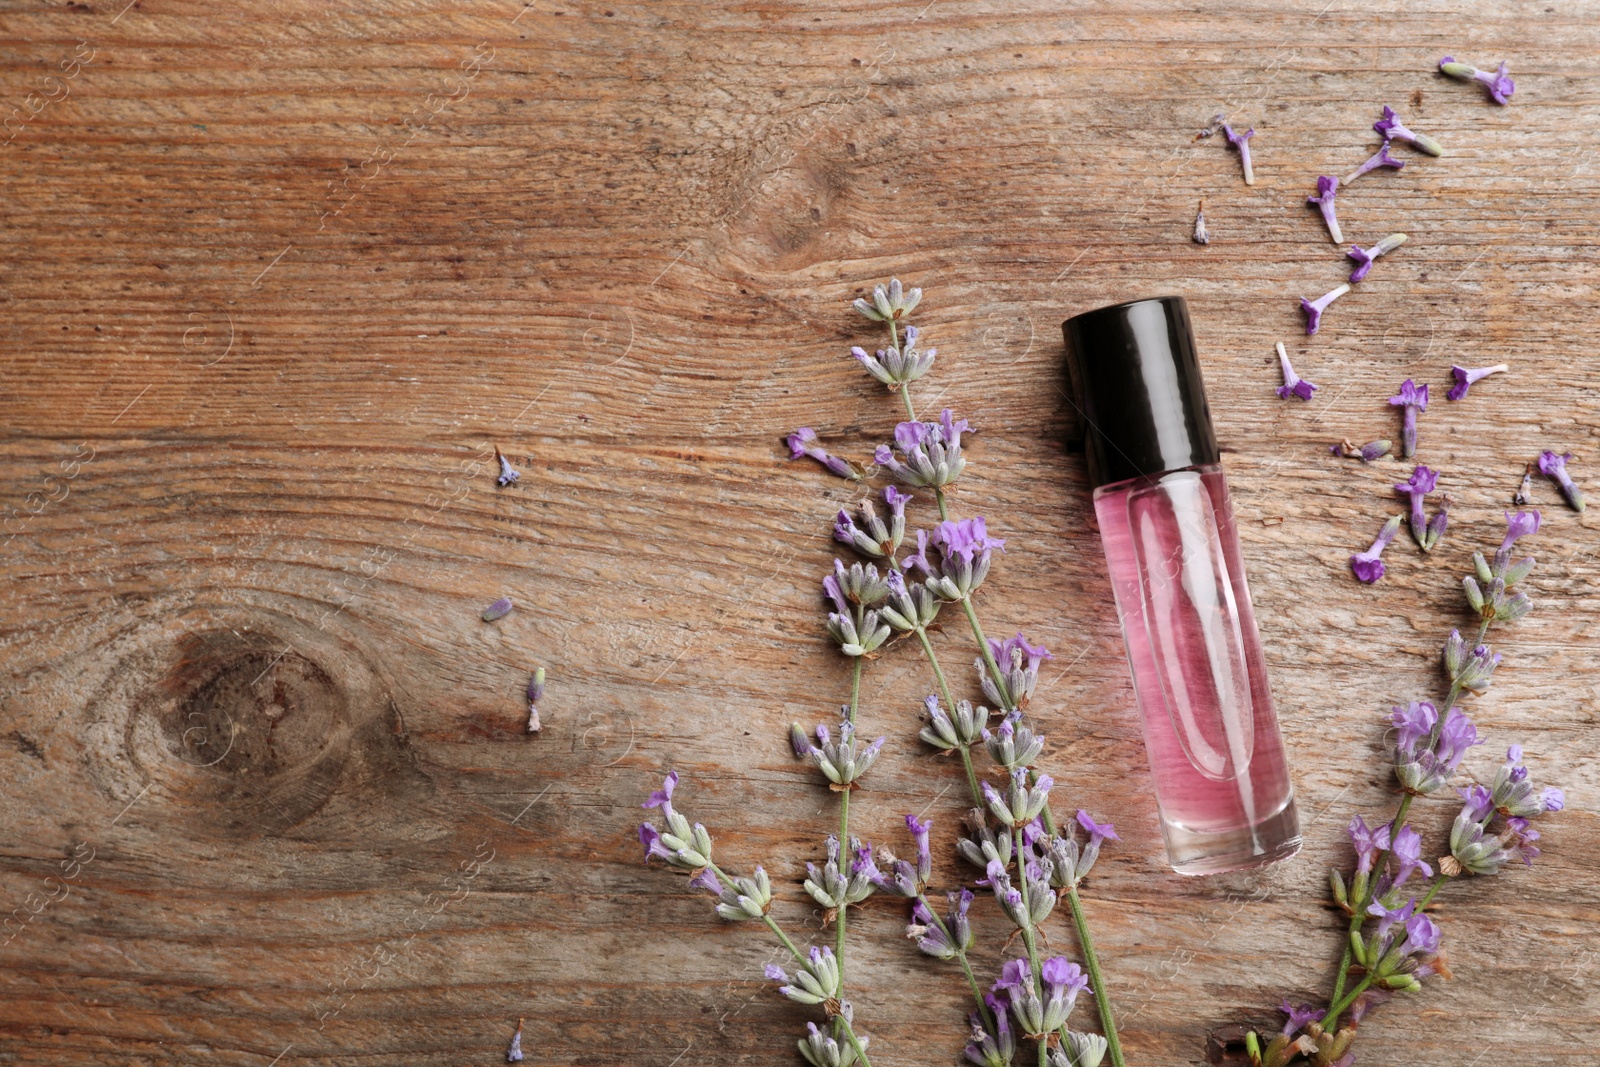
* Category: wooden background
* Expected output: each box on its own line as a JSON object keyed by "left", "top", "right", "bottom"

{"left": 1, "top": 1, "right": 1595, "bottom": 1064}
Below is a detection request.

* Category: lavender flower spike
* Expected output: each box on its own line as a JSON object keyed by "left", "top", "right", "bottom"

{"left": 1537, "top": 450, "right": 1586, "bottom": 512}
{"left": 853, "top": 277, "right": 922, "bottom": 322}
{"left": 1347, "top": 233, "right": 1407, "bottom": 283}
{"left": 1440, "top": 56, "right": 1515, "bottom": 105}
{"left": 1307, "top": 175, "right": 1342, "bottom": 244}
{"left": 786, "top": 427, "right": 860, "bottom": 481}
{"left": 1342, "top": 140, "right": 1406, "bottom": 186}
{"left": 1350, "top": 514, "right": 1402, "bottom": 584}
{"left": 1222, "top": 123, "right": 1255, "bottom": 185}
{"left": 1374, "top": 104, "right": 1444, "bottom": 156}
{"left": 1388, "top": 379, "right": 1429, "bottom": 458}
{"left": 1299, "top": 284, "right": 1349, "bottom": 336}
{"left": 1447, "top": 362, "right": 1508, "bottom": 401}
{"left": 1395, "top": 465, "right": 1440, "bottom": 551}
{"left": 1274, "top": 342, "right": 1317, "bottom": 400}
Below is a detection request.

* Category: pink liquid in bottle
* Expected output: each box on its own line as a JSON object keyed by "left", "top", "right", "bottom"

{"left": 1064, "top": 296, "right": 1299, "bottom": 874}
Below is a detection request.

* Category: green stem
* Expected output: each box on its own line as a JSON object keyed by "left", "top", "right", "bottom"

{"left": 1321, "top": 974, "right": 1375, "bottom": 1031}
{"left": 747, "top": 901, "right": 806, "bottom": 964}
{"left": 899, "top": 382, "right": 917, "bottom": 422}
{"left": 1329, "top": 791, "right": 1414, "bottom": 1010}
{"left": 957, "top": 744, "right": 985, "bottom": 812}
{"left": 1067, "top": 886, "right": 1128, "bottom": 1067}
{"left": 1417, "top": 871, "right": 1449, "bottom": 910}
{"left": 915, "top": 627, "right": 957, "bottom": 712}
{"left": 961, "top": 596, "right": 1014, "bottom": 709}
{"left": 837, "top": 1015, "right": 874, "bottom": 1067}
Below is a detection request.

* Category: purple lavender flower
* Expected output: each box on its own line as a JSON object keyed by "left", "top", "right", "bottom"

{"left": 1342, "top": 140, "right": 1406, "bottom": 186}
{"left": 1394, "top": 464, "right": 1440, "bottom": 550}
{"left": 1222, "top": 123, "right": 1256, "bottom": 185}
{"left": 1373, "top": 105, "right": 1444, "bottom": 156}
{"left": 1192, "top": 198, "right": 1209, "bottom": 245}
{"left": 990, "top": 956, "right": 1088, "bottom": 1039}
{"left": 981, "top": 712, "right": 1045, "bottom": 770}
{"left": 1350, "top": 514, "right": 1402, "bottom": 584}
{"left": 1440, "top": 56, "right": 1515, "bottom": 105}
{"left": 687, "top": 867, "right": 724, "bottom": 895}
{"left": 875, "top": 408, "right": 970, "bottom": 488}
{"left": 909, "top": 888, "right": 975, "bottom": 960}
{"left": 905, "top": 814, "right": 933, "bottom": 885}
{"left": 1388, "top": 379, "right": 1428, "bottom": 458}
{"left": 526, "top": 666, "right": 545, "bottom": 734}
{"left": 494, "top": 446, "right": 520, "bottom": 487}
{"left": 981, "top": 631, "right": 1052, "bottom": 710}
{"left": 639, "top": 771, "right": 715, "bottom": 868}
{"left": 965, "top": 995, "right": 1015, "bottom": 1067}
{"left": 1274, "top": 341, "right": 1317, "bottom": 399}
{"left": 1537, "top": 450, "right": 1585, "bottom": 512}
{"left": 803, "top": 834, "right": 876, "bottom": 908}
{"left": 1280, "top": 1000, "right": 1323, "bottom": 1037}
{"left": 1348, "top": 814, "right": 1385, "bottom": 874}
{"left": 1387, "top": 824, "right": 1434, "bottom": 889}
{"left": 1299, "top": 284, "right": 1349, "bottom": 335}
{"left": 1443, "top": 629, "right": 1500, "bottom": 694}
{"left": 787, "top": 427, "right": 860, "bottom": 481}
{"left": 481, "top": 597, "right": 514, "bottom": 622}
{"left": 1076, "top": 809, "right": 1119, "bottom": 843}
{"left": 1347, "top": 233, "right": 1408, "bottom": 283}
{"left": 1451, "top": 776, "right": 1553, "bottom": 876}
{"left": 1491, "top": 745, "right": 1565, "bottom": 819}
{"left": 926, "top": 516, "right": 1005, "bottom": 599}
{"left": 1307, "top": 175, "right": 1343, "bottom": 244}
{"left": 851, "top": 322, "right": 937, "bottom": 387}
{"left": 834, "top": 485, "right": 911, "bottom": 558}
{"left": 766, "top": 945, "right": 842, "bottom": 1006}
{"left": 1391, "top": 702, "right": 1481, "bottom": 795}
{"left": 1447, "top": 363, "right": 1507, "bottom": 400}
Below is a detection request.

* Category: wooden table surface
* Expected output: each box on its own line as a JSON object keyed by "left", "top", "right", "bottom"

{"left": 2, "top": 2, "right": 1596, "bottom": 1064}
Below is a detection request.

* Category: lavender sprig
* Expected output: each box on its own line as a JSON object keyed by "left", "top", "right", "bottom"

{"left": 1439, "top": 56, "right": 1515, "bottom": 105}
{"left": 1373, "top": 105, "right": 1444, "bottom": 156}
{"left": 1394, "top": 464, "right": 1443, "bottom": 551}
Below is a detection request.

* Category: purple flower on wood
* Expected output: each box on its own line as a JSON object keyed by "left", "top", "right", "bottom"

{"left": 482, "top": 597, "right": 514, "bottom": 622}
{"left": 1349, "top": 515, "right": 1402, "bottom": 584}
{"left": 688, "top": 867, "right": 724, "bottom": 895}
{"left": 494, "top": 446, "right": 521, "bottom": 487}
{"left": 1299, "top": 284, "right": 1349, "bottom": 335}
{"left": 506, "top": 1021, "right": 524, "bottom": 1063}
{"left": 1307, "top": 175, "right": 1343, "bottom": 243}
{"left": 905, "top": 813, "right": 933, "bottom": 884}
{"left": 1389, "top": 823, "right": 1434, "bottom": 888}
{"left": 1281, "top": 1000, "right": 1323, "bottom": 1037}
{"left": 1222, "top": 123, "right": 1256, "bottom": 185}
{"left": 1274, "top": 342, "right": 1317, "bottom": 399}
{"left": 786, "top": 426, "right": 860, "bottom": 481}
{"left": 1075, "top": 809, "right": 1119, "bottom": 842}
{"left": 1440, "top": 56, "right": 1515, "bottom": 105}
{"left": 1447, "top": 362, "right": 1508, "bottom": 400}
{"left": 1403, "top": 911, "right": 1442, "bottom": 956}
{"left": 1347, "top": 233, "right": 1407, "bottom": 283}
{"left": 1373, "top": 104, "right": 1444, "bottom": 156}
{"left": 526, "top": 666, "right": 545, "bottom": 733}
{"left": 1342, "top": 140, "right": 1406, "bottom": 186}
{"left": 1348, "top": 814, "right": 1384, "bottom": 874}
{"left": 1537, "top": 450, "right": 1585, "bottom": 512}
{"left": 1388, "top": 379, "right": 1429, "bottom": 458}
{"left": 1395, "top": 464, "right": 1440, "bottom": 551}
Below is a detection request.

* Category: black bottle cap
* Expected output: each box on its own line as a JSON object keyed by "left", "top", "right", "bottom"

{"left": 1061, "top": 295, "right": 1221, "bottom": 489}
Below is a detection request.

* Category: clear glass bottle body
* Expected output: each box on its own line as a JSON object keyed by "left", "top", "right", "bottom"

{"left": 1092, "top": 463, "right": 1299, "bottom": 874}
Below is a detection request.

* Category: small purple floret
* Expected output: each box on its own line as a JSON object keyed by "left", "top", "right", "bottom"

{"left": 1221, "top": 123, "right": 1256, "bottom": 185}
{"left": 1537, "top": 450, "right": 1586, "bottom": 512}
{"left": 786, "top": 426, "right": 860, "bottom": 481}
{"left": 1350, "top": 514, "right": 1402, "bottom": 583}
{"left": 1299, "top": 284, "right": 1349, "bottom": 336}
{"left": 1307, "top": 175, "right": 1343, "bottom": 244}
{"left": 1440, "top": 56, "right": 1515, "bottom": 105}
{"left": 1388, "top": 379, "right": 1429, "bottom": 458}
{"left": 1274, "top": 342, "right": 1317, "bottom": 400}
{"left": 1342, "top": 140, "right": 1405, "bottom": 186}
{"left": 1447, "top": 363, "right": 1508, "bottom": 400}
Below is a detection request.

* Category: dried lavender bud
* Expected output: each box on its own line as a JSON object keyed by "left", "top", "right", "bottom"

{"left": 639, "top": 771, "right": 714, "bottom": 868}
{"left": 1514, "top": 464, "right": 1536, "bottom": 506}
{"left": 1299, "top": 284, "right": 1349, "bottom": 336}
{"left": 957, "top": 807, "right": 1014, "bottom": 871}
{"left": 991, "top": 956, "right": 1087, "bottom": 1040}
{"left": 1388, "top": 380, "right": 1429, "bottom": 458}
{"left": 506, "top": 1020, "right": 524, "bottom": 1063}
{"left": 1192, "top": 199, "right": 1209, "bottom": 245}
{"left": 1342, "top": 140, "right": 1406, "bottom": 186}
{"left": 526, "top": 666, "right": 545, "bottom": 734}
{"left": 1222, "top": 123, "right": 1256, "bottom": 185}
{"left": 981, "top": 712, "right": 1045, "bottom": 769}
{"left": 1053, "top": 1030, "right": 1110, "bottom": 1067}
{"left": 1537, "top": 450, "right": 1585, "bottom": 512}
{"left": 874, "top": 409, "right": 970, "bottom": 488}
{"left": 918, "top": 694, "right": 988, "bottom": 751}
{"left": 1447, "top": 362, "right": 1507, "bottom": 401}
{"left": 852, "top": 277, "right": 922, "bottom": 322}
{"left": 1490, "top": 746, "right": 1565, "bottom": 819}
{"left": 1390, "top": 702, "right": 1480, "bottom": 795}
{"left": 831, "top": 558, "right": 890, "bottom": 607}
{"left": 1347, "top": 233, "right": 1407, "bottom": 283}
{"left": 795, "top": 717, "right": 886, "bottom": 789}
{"left": 925, "top": 516, "right": 1005, "bottom": 600}
{"left": 980, "top": 632, "right": 1053, "bottom": 710}
{"left": 908, "top": 888, "right": 974, "bottom": 961}
{"left": 1373, "top": 104, "right": 1444, "bottom": 156}
{"left": 494, "top": 447, "right": 521, "bottom": 487}
{"left": 1439, "top": 56, "right": 1515, "bottom": 105}
{"left": 803, "top": 834, "right": 876, "bottom": 908}
{"left": 1307, "top": 176, "right": 1342, "bottom": 244}
{"left": 982, "top": 859, "right": 1033, "bottom": 929}
{"left": 851, "top": 322, "right": 937, "bottom": 387}
{"left": 787, "top": 427, "right": 861, "bottom": 481}
{"left": 966, "top": 999, "right": 1016, "bottom": 1067}
{"left": 1444, "top": 629, "right": 1501, "bottom": 694}
{"left": 797, "top": 1020, "right": 863, "bottom": 1067}
{"left": 823, "top": 607, "right": 891, "bottom": 658}
{"left": 1274, "top": 342, "right": 1318, "bottom": 399}
{"left": 766, "top": 946, "right": 842, "bottom": 1006}
{"left": 1353, "top": 439, "right": 1393, "bottom": 463}
{"left": 982, "top": 767, "right": 1052, "bottom": 827}
{"left": 834, "top": 485, "right": 911, "bottom": 559}
{"left": 711, "top": 865, "right": 774, "bottom": 921}
{"left": 482, "top": 597, "right": 514, "bottom": 622}
{"left": 878, "top": 570, "right": 942, "bottom": 633}
{"left": 1424, "top": 493, "right": 1451, "bottom": 552}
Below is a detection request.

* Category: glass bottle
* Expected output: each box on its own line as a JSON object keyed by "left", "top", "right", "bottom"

{"left": 1063, "top": 296, "right": 1299, "bottom": 875}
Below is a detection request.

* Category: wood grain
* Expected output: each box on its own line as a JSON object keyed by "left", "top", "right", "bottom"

{"left": 1, "top": 1, "right": 1596, "bottom": 1064}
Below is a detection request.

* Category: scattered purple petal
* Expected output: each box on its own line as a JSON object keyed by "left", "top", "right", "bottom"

{"left": 1342, "top": 140, "right": 1406, "bottom": 186}
{"left": 1274, "top": 342, "right": 1317, "bottom": 400}
{"left": 1347, "top": 233, "right": 1407, "bottom": 283}
{"left": 1537, "top": 450, "right": 1586, "bottom": 512}
{"left": 494, "top": 447, "right": 521, "bottom": 487}
{"left": 1388, "top": 379, "right": 1429, "bottom": 458}
{"left": 1192, "top": 199, "right": 1209, "bottom": 245}
{"left": 785, "top": 427, "right": 861, "bottom": 481}
{"left": 1350, "top": 514, "right": 1402, "bottom": 583}
{"left": 1222, "top": 123, "right": 1256, "bottom": 185}
{"left": 1373, "top": 105, "right": 1444, "bottom": 156}
{"left": 526, "top": 666, "right": 546, "bottom": 734}
{"left": 1447, "top": 363, "right": 1508, "bottom": 401}
{"left": 506, "top": 1020, "right": 524, "bottom": 1063}
{"left": 1440, "top": 56, "right": 1515, "bottom": 105}
{"left": 482, "top": 597, "right": 514, "bottom": 622}
{"left": 1299, "top": 284, "right": 1349, "bottom": 336}
{"left": 1307, "top": 175, "right": 1342, "bottom": 244}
